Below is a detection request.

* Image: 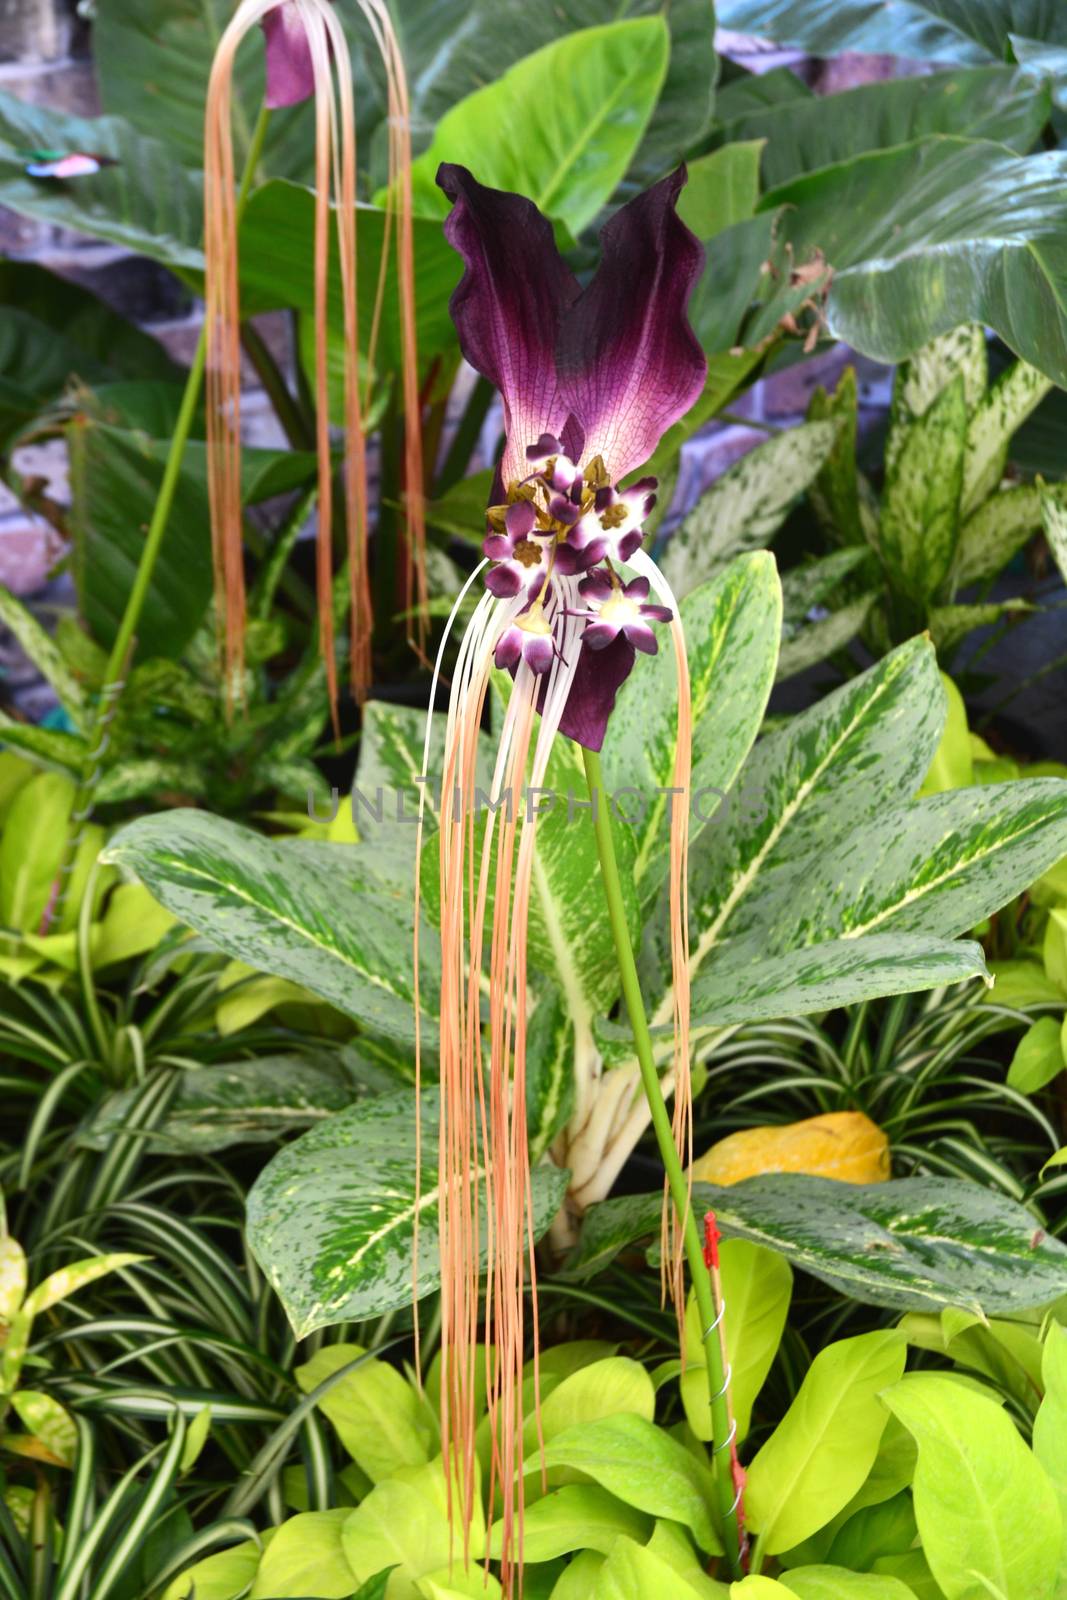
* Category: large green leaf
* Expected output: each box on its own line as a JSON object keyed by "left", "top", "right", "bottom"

{"left": 405, "top": 19, "right": 670, "bottom": 235}
{"left": 661, "top": 423, "right": 838, "bottom": 596}
{"left": 632, "top": 638, "right": 1067, "bottom": 1059}
{"left": 765, "top": 138, "right": 1067, "bottom": 385}
{"left": 237, "top": 182, "right": 462, "bottom": 366}
{"left": 68, "top": 415, "right": 316, "bottom": 659}
{"left": 884, "top": 1373, "right": 1062, "bottom": 1600}
{"left": 531, "top": 1414, "right": 720, "bottom": 1554}
{"left": 567, "top": 1174, "right": 1067, "bottom": 1315}
{"left": 714, "top": 0, "right": 1067, "bottom": 62}
{"left": 102, "top": 810, "right": 437, "bottom": 1047}
{"left": 745, "top": 1330, "right": 906, "bottom": 1556}
{"left": 0, "top": 263, "right": 178, "bottom": 447}
{"left": 393, "top": 0, "right": 716, "bottom": 186}
{"left": 0, "top": 93, "right": 203, "bottom": 269}
{"left": 246, "top": 1088, "right": 569, "bottom": 1335}
{"left": 718, "top": 66, "right": 1048, "bottom": 190}
{"left": 603, "top": 553, "right": 781, "bottom": 912}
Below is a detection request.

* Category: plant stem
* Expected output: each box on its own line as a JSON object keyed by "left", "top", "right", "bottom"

{"left": 241, "top": 320, "right": 315, "bottom": 451}
{"left": 434, "top": 374, "right": 495, "bottom": 495}
{"left": 582, "top": 746, "right": 744, "bottom": 1579}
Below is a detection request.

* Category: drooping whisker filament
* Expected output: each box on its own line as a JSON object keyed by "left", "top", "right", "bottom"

{"left": 427, "top": 159, "right": 706, "bottom": 1594}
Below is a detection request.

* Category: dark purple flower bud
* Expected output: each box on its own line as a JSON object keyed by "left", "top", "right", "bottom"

{"left": 505, "top": 500, "right": 537, "bottom": 538}
{"left": 549, "top": 494, "right": 580, "bottom": 527}
{"left": 261, "top": 4, "right": 316, "bottom": 108}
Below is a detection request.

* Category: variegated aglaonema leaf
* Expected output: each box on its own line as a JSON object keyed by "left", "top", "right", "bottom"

{"left": 604, "top": 552, "right": 782, "bottom": 914}
{"left": 624, "top": 635, "right": 1067, "bottom": 1062}
{"left": 246, "top": 1089, "right": 569, "bottom": 1335}
{"left": 878, "top": 373, "right": 966, "bottom": 607}
{"left": 660, "top": 422, "right": 837, "bottom": 597}
{"left": 568, "top": 1175, "right": 1067, "bottom": 1315}
{"left": 103, "top": 809, "right": 438, "bottom": 1047}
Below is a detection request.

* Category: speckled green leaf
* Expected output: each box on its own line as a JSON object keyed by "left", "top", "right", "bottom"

{"left": 961, "top": 357, "right": 1053, "bottom": 514}
{"left": 781, "top": 552, "right": 870, "bottom": 624}
{"left": 631, "top": 638, "right": 945, "bottom": 1057}
{"left": 603, "top": 553, "right": 782, "bottom": 912}
{"left": 776, "top": 595, "right": 874, "bottom": 682}
{"left": 680, "top": 934, "right": 988, "bottom": 1037}
{"left": 764, "top": 140, "right": 1067, "bottom": 386}
{"left": 79, "top": 1055, "right": 361, "bottom": 1153}
{"left": 746, "top": 778, "right": 1067, "bottom": 958}
{"left": 567, "top": 1175, "right": 1067, "bottom": 1315}
{"left": 526, "top": 987, "right": 577, "bottom": 1160}
{"left": 662, "top": 424, "right": 837, "bottom": 597}
{"left": 246, "top": 1089, "right": 569, "bottom": 1336}
{"left": 10, "top": 1390, "right": 77, "bottom": 1466}
{"left": 405, "top": 20, "right": 669, "bottom": 236}
{"left": 879, "top": 375, "right": 966, "bottom": 604}
{"left": 928, "top": 599, "right": 1031, "bottom": 654}
{"left": 0, "top": 588, "right": 85, "bottom": 728}
{"left": 24, "top": 1252, "right": 144, "bottom": 1317}
{"left": 891, "top": 326, "right": 988, "bottom": 463}
{"left": 1042, "top": 483, "right": 1067, "bottom": 587}
{"left": 807, "top": 368, "right": 863, "bottom": 544}
{"left": 103, "top": 810, "right": 437, "bottom": 1046}
{"left": 954, "top": 483, "right": 1053, "bottom": 586}
{"left": 531, "top": 715, "right": 641, "bottom": 1017}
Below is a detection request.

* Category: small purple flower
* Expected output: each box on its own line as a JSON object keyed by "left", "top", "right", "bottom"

{"left": 483, "top": 500, "right": 551, "bottom": 597}
{"left": 494, "top": 604, "right": 556, "bottom": 675}
{"left": 592, "top": 479, "right": 659, "bottom": 564}
{"left": 578, "top": 572, "right": 672, "bottom": 654}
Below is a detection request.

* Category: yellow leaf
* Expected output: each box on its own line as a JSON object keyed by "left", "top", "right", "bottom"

{"left": 692, "top": 1111, "right": 890, "bottom": 1187}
